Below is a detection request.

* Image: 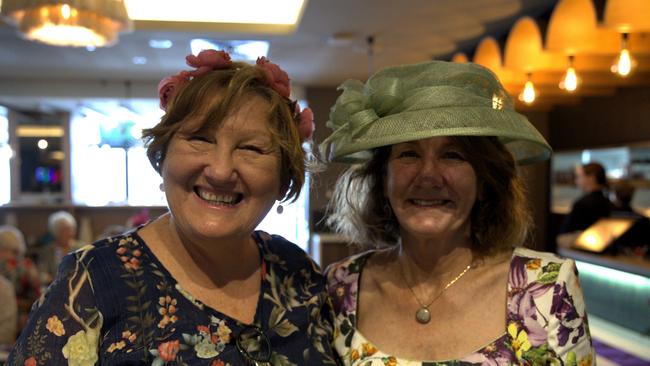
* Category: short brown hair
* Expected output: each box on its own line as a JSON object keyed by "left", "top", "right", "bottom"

{"left": 327, "top": 136, "right": 532, "bottom": 255}
{"left": 582, "top": 162, "right": 608, "bottom": 188}
{"left": 142, "top": 62, "right": 306, "bottom": 202}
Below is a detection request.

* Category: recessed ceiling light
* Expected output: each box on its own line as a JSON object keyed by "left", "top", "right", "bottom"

{"left": 149, "top": 39, "right": 173, "bottom": 49}
{"left": 190, "top": 39, "right": 269, "bottom": 61}
{"left": 125, "top": 0, "right": 306, "bottom": 26}
{"left": 132, "top": 56, "right": 147, "bottom": 65}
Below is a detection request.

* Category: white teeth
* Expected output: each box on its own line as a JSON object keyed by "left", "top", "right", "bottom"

{"left": 412, "top": 199, "right": 447, "bottom": 206}
{"left": 197, "top": 189, "right": 238, "bottom": 204}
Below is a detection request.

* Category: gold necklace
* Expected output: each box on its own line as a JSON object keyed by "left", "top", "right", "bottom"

{"left": 397, "top": 258, "right": 472, "bottom": 324}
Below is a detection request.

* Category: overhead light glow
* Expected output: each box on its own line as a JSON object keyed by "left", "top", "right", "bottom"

{"left": 559, "top": 55, "right": 578, "bottom": 92}
{"left": 37, "top": 139, "right": 49, "bottom": 150}
{"left": 518, "top": 73, "right": 537, "bottom": 104}
{"left": 0, "top": 0, "right": 132, "bottom": 47}
{"left": 125, "top": 0, "right": 306, "bottom": 25}
{"left": 611, "top": 33, "right": 636, "bottom": 77}
{"left": 149, "top": 39, "right": 173, "bottom": 49}
{"left": 190, "top": 39, "right": 270, "bottom": 61}
{"left": 16, "top": 125, "right": 64, "bottom": 137}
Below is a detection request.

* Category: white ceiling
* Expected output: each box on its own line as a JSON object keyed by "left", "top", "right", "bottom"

{"left": 0, "top": 0, "right": 558, "bottom": 113}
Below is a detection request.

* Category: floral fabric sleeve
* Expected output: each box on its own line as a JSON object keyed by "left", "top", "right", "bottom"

{"left": 506, "top": 250, "right": 594, "bottom": 366}
{"left": 7, "top": 245, "right": 103, "bottom": 366}
{"left": 546, "top": 258, "right": 594, "bottom": 365}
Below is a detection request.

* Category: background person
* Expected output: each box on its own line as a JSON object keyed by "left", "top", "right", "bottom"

{"left": 321, "top": 60, "right": 594, "bottom": 365}
{"left": 610, "top": 180, "right": 644, "bottom": 218}
{"left": 36, "top": 210, "right": 79, "bottom": 283}
{"left": 559, "top": 162, "right": 612, "bottom": 234}
{"left": 8, "top": 50, "right": 336, "bottom": 365}
{"left": 0, "top": 274, "right": 18, "bottom": 346}
{"left": 0, "top": 225, "right": 41, "bottom": 330}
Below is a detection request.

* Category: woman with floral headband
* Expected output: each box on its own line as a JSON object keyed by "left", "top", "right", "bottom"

{"left": 8, "top": 50, "right": 337, "bottom": 365}
{"left": 321, "top": 61, "right": 594, "bottom": 365}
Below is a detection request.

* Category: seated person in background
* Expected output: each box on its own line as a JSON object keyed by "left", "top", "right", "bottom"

{"left": 559, "top": 162, "right": 612, "bottom": 234}
{"left": 0, "top": 274, "right": 18, "bottom": 346}
{"left": 0, "top": 225, "right": 41, "bottom": 329}
{"left": 611, "top": 180, "right": 644, "bottom": 218}
{"left": 36, "top": 210, "right": 79, "bottom": 283}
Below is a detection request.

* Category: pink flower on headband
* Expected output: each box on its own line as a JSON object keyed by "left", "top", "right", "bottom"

{"left": 296, "top": 106, "right": 315, "bottom": 141}
{"left": 158, "top": 71, "right": 190, "bottom": 110}
{"left": 256, "top": 57, "right": 291, "bottom": 98}
{"left": 185, "top": 49, "right": 232, "bottom": 78}
{"left": 158, "top": 51, "right": 294, "bottom": 111}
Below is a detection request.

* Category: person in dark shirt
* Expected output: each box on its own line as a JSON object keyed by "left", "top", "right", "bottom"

{"left": 560, "top": 162, "right": 612, "bottom": 233}
{"left": 611, "top": 180, "right": 645, "bottom": 218}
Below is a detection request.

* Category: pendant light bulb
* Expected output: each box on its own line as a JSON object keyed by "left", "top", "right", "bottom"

{"left": 519, "top": 73, "right": 536, "bottom": 104}
{"left": 559, "top": 55, "right": 578, "bottom": 92}
{"left": 611, "top": 33, "right": 635, "bottom": 77}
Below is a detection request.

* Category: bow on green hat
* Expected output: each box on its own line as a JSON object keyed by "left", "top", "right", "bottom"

{"left": 320, "top": 60, "right": 552, "bottom": 164}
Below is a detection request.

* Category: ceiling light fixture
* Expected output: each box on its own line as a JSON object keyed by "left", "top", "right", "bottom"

{"left": 37, "top": 139, "right": 49, "bottom": 150}
{"left": 518, "top": 73, "right": 537, "bottom": 104}
{"left": 16, "top": 125, "right": 65, "bottom": 137}
{"left": 126, "top": 0, "right": 306, "bottom": 34}
{"left": 559, "top": 55, "right": 578, "bottom": 92}
{"left": 610, "top": 33, "right": 636, "bottom": 77}
{"left": 0, "top": 0, "right": 132, "bottom": 47}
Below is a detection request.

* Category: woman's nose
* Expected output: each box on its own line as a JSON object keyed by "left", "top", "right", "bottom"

{"left": 415, "top": 158, "right": 444, "bottom": 187}
{"left": 203, "top": 148, "right": 237, "bottom": 184}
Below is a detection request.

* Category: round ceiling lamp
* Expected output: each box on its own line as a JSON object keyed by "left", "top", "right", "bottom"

{"left": 1, "top": 0, "right": 133, "bottom": 47}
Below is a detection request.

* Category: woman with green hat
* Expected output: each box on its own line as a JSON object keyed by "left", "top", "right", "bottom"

{"left": 321, "top": 61, "right": 594, "bottom": 365}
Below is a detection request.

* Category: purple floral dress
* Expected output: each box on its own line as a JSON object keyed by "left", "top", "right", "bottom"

{"left": 325, "top": 247, "right": 594, "bottom": 366}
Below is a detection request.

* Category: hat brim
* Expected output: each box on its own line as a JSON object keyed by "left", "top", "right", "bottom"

{"left": 326, "top": 105, "right": 552, "bottom": 165}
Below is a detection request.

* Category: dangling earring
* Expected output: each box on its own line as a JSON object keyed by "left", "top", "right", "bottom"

{"left": 276, "top": 205, "right": 284, "bottom": 214}
{"left": 159, "top": 183, "right": 164, "bottom": 192}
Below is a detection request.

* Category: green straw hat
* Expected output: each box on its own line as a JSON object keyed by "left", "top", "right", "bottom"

{"left": 320, "top": 60, "right": 552, "bottom": 164}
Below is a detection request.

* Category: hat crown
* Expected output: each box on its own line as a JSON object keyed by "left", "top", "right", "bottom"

{"left": 321, "top": 60, "right": 551, "bottom": 164}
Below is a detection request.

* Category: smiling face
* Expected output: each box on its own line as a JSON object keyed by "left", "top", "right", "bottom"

{"left": 384, "top": 136, "right": 478, "bottom": 244}
{"left": 161, "top": 95, "right": 283, "bottom": 244}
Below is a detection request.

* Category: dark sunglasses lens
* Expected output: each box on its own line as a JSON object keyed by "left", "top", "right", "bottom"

{"left": 237, "top": 326, "right": 271, "bottom": 363}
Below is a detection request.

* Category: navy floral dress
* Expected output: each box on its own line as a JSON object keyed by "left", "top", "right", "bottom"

{"left": 326, "top": 247, "right": 595, "bottom": 366}
{"left": 8, "top": 230, "right": 338, "bottom": 366}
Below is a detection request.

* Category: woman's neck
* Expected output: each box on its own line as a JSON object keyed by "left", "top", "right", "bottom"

{"left": 398, "top": 230, "right": 473, "bottom": 273}
{"left": 142, "top": 213, "right": 261, "bottom": 288}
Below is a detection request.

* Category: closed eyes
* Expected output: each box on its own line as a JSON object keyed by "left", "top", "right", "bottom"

{"left": 240, "top": 144, "right": 266, "bottom": 154}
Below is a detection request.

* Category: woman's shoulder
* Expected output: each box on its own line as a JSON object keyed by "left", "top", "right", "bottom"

{"left": 323, "top": 249, "right": 378, "bottom": 282}
{"left": 512, "top": 247, "right": 571, "bottom": 264}
{"left": 54, "top": 230, "right": 147, "bottom": 281}
{"left": 509, "top": 247, "right": 578, "bottom": 288}
{"left": 254, "top": 230, "right": 322, "bottom": 274}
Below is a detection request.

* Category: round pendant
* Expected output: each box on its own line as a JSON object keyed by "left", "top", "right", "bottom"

{"left": 415, "top": 307, "right": 431, "bottom": 324}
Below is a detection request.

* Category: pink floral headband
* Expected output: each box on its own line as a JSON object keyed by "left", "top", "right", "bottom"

{"left": 157, "top": 49, "right": 315, "bottom": 141}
